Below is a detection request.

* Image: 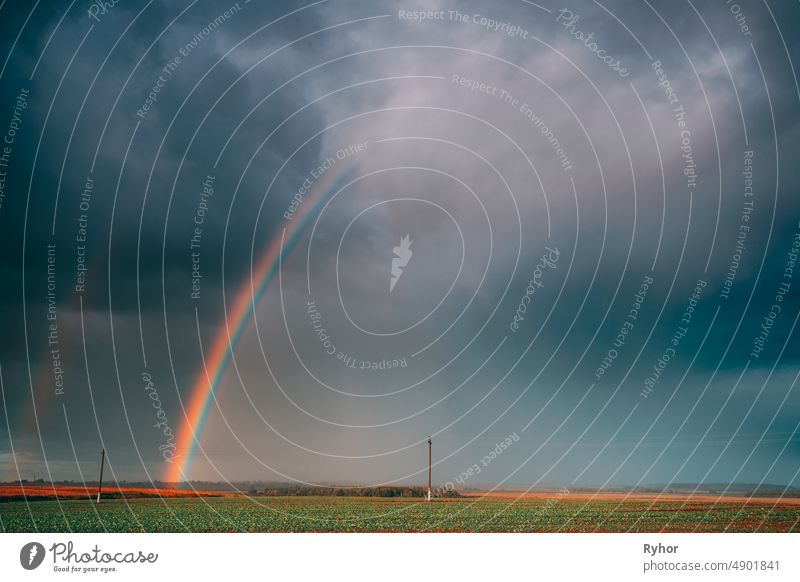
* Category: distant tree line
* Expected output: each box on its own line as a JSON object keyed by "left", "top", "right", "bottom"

{"left": 258, "top": 485, "right": 461, "bottom": 498}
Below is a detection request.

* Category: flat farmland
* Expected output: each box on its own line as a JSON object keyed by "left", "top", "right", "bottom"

{"left": 0, "top": 484, "right": 236, "bottom": 502}
{"left": 2, "top": 494, "right": 798, "bottom": 532}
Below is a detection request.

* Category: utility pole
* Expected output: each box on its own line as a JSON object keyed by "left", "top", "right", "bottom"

{"left": 427, "top": 436, "right": 432, "bottom": 502}
{"left": 97, "top": 448, "right": 105, "bottom": 503}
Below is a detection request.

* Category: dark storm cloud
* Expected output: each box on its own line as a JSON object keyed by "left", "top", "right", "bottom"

{"left": 0, "top": 0, "right": 798, "bottom": 488}
{"left": 0, "top": 0, "right": 336, "bottom": 475}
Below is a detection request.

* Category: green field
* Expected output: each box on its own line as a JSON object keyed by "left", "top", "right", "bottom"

{"left": 2, "top": 496, "right": 798, "bottom": 532}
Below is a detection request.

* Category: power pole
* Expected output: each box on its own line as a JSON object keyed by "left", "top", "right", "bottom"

{"left": 427, "top": 436, "right": 432, "bottom": 502}
{"left": 96, "top": 448, "right": 105, "bottom": 503}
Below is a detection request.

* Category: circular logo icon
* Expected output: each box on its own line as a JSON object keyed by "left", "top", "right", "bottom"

{"left": 20, "top": 542, "right": 45, "bottom": 570}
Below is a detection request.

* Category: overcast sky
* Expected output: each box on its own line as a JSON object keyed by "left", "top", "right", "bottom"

{"left": 1, "top": 0, "right": 799, "bottom": 490}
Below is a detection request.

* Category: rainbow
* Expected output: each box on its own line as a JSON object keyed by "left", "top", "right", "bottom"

{"left": 166, "top": 162, "right": 355, "bottom": 483}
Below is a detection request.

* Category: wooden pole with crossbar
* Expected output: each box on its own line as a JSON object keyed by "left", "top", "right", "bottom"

{"left": 96, "top": 448, "right": 105, "bottom": 503}
{"left": 427, "top": 437, "right": 432, "bottom": 501}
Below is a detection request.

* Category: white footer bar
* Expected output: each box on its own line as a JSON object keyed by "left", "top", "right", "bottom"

{"left": 1, "top": 533, "right": 796, "bottom": 581}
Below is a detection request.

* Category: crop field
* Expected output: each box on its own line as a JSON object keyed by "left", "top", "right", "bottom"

{"left": 0, "top": 485, "right": 235, "bottom": 502}
{"left": 1, "top": 495, "right": 798, "bottom": 533}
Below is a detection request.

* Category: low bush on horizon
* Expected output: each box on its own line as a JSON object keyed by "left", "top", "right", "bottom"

{"left": 258, "top": 485, "right": 461, "bottom": 498}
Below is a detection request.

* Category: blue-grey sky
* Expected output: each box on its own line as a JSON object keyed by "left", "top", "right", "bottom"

{"left": 1, "top": 0, "right": 799, "bottom": 491}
